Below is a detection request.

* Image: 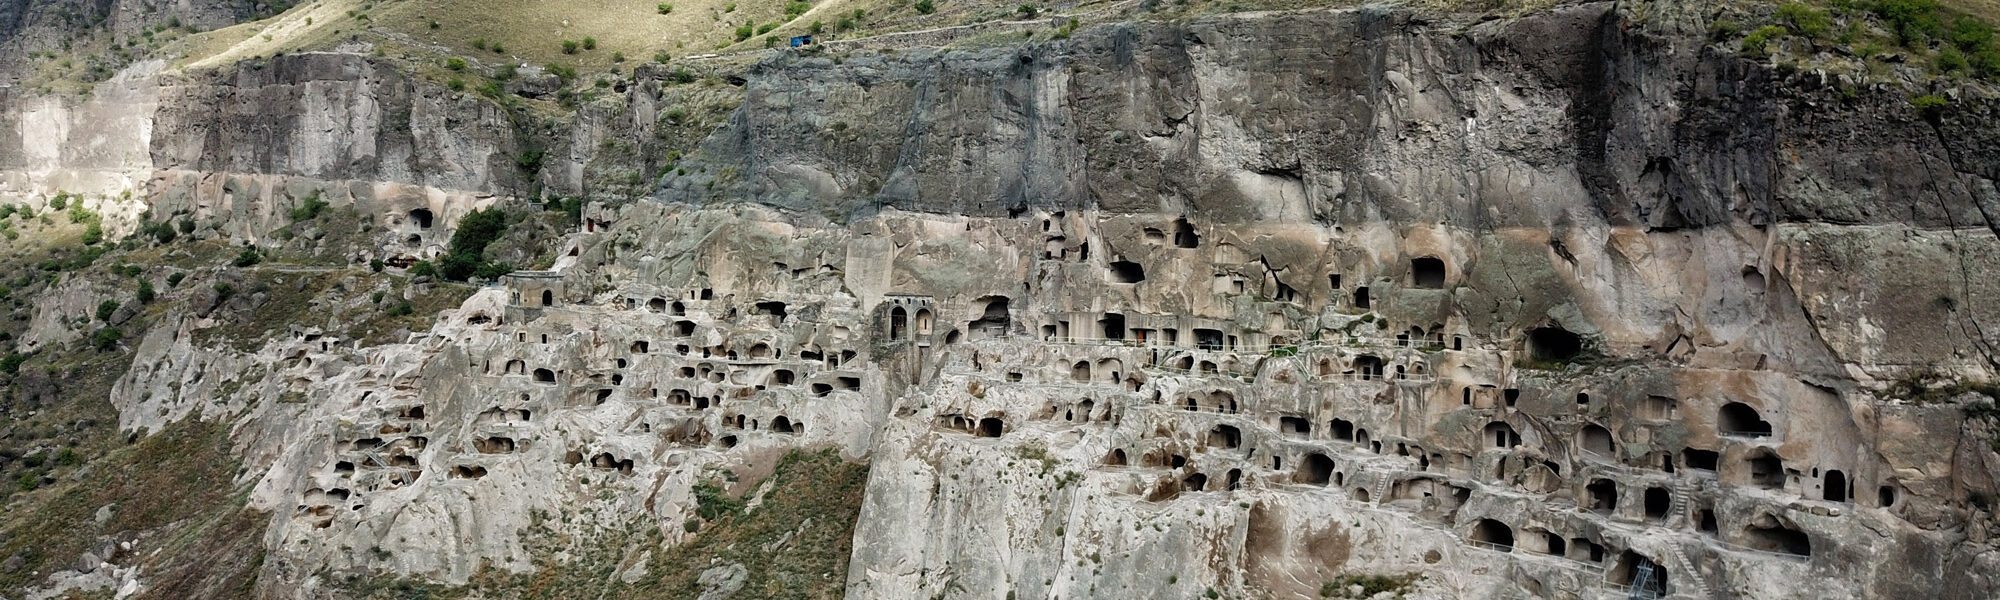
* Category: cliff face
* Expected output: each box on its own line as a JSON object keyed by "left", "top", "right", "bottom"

{"left": 1, "top": 2, "right": 1999, "bottom": 600}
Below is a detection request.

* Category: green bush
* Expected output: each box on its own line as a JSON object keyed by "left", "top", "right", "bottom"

{"left": 1741, "top": 25, "right": 1789, "bottom": 55}
{"left": 289, "top": 194, "right": 330, "bottom": 221}
{"left": 370, "top": 258, "right": 385, "bottom": 272}
{"left": 96, "top": 299, "right": 119, "bottom": 321}
{"left": 672, "top": 67, "right": 696, "bottom": 83}
{"left": 410, "top": 260, "right": 439, "bottom": 278}
{"left": 92, "top": 327, "right": 123, "bottom": 351}
{"left": 1875, "top": 0, "right": 1945, "bottom": 46}
{"left": 233, "top": 246, "right": 262, "bottom": 267}
{"left": 757, "top": 22, "right": 778, "bottom": 34}
{"left": 562, "top": 40, "right": 580, "bottom": 54}
{"left": 137, "top": 280, "right": 155, "bottom": 304}
{"left": 48, "top": 193, "right": 68, "bottom": 210}
{"left": 80, "top": 223, "right": 102, "bottom": 245}
{"left": 809, "top": 20, "right": 824, "bottom": 34}
{"left": 1776, "top": 2, "right": 1831, "bottom": 39}
{"left": 166, "top": 272, "right": 185, "bottom": 287}
{"left": 915, "top": 0, "right": 935, "bottom": 14}
{"left": 735, "top": 22, "right": 755, "bottom": 41}
{"left": 445, "top": 57, "right": 467, "bottom": 71}
{"left": 0, "top": 353, "right": 27, "bottom": 376}
{"left": 1938, "top": 47, "right": 1970, "bottom": 72}
{"left": 583, "top": 37, "right": 597, "bottom": 50}
{"left": 490, "top": 42, "right": 505, "bottom": 53}
{"left": 658, "top": 3, "right": 673, "bottom": 13}
{"left": 385, "top": 301, "right": 414, "bottom": 317}
{"left": 785, "top": 1, "right": 812, "bottom": 19}
{"left": 472, "top": 39, "right": 487, "bottom": 50}
{"left": 447, "top": 77, "right": 466, "bottom": 91}
{"left": 177, "top": 219, "right": 195, "bottom": 234}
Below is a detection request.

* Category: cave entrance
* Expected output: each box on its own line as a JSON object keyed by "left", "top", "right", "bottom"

{"left": 1412, "top": 257, "right": 1445, "bottom": 288}
{"left": 1526, "top": 326, "right": 1582, "bottom": 361}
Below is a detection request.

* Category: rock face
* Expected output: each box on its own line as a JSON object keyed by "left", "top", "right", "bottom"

{"left": 6, "top": 2, "right": 2000, "bottom": 600}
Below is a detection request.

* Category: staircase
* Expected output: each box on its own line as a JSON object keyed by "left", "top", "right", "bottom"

{"left": 1370, "top": 474, "right": 1392, "bottom": 506}
{"left": 1664, "top": 543, "right": 1710, "bottom": 600}
{"left": 1666, "top": 477, "right": 1694, "bottom": 528}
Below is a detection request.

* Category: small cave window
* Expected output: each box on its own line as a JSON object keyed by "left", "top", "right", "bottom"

{"left": 1411, "top": 257, "right": 1446, "bottom": 288}
{"left": 1353, "top": 286, "right": 1370, "bottom": 309}
{"left": 541, "top": 290, "right": 554, "bottom": 307}
{"left": 1172, "top": 218, "right": 1199, "bottom": 248}
{"left": 1108, "top": 261, "right": 1146, "bottom": 284}
{"left": 647, "top": 298, "right": 667, "bottom": 312}
{"left": 409, "top": 208, "right": 434, "bottom": 229}
{"left": 532, "top": 368, "right": 555, "bottom": 383}
{"left": 976, "top": 417, "right": 1005, "bottom": 438}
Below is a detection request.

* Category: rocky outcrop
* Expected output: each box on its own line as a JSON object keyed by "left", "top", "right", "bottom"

{"left": 4, "top": 2, "right": 2000, "bottom": 600}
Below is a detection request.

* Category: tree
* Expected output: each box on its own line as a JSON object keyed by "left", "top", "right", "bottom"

{"left": 136, "top": 280, "right": 155, "bottom": 304}
{"left": 96, "top": 299, "right": 119, "bottom": 321}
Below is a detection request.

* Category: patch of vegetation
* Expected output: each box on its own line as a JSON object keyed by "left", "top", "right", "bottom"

{"left": 437, "top": 207, "right": 514, "bottom": 281}
{"left": 337, "top": 449, "right": 867, "bottom": 600}
{"left": 1320, "top": 572, "right": 1420, "bottom": 599}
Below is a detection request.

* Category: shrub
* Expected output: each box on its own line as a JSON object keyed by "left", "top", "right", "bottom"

{"left": 1018, "top": 4, "right": 1038, "bottom": 18}
{"left": 672, "top": 67, "right": 696, "bottom": 83}
{"left": 1741, "top": 25, "right": 1788, "bottom": 55}
{"left": 49, "top": 193, "right": 67, "bottom": 210}
{"left": 658, "top": 3, "right": 673, "bottom": 13}
{"left": 583, "top": 37, "right": 597, "bottom": 50}
{"left": 410, "top": 260, "right": 439, "bottom": 278}
{"left": 445, "top": 57, "right": 467, "bottom": 71}
{"left": 810, "top": 20, "right": 824, "bottom": 34}
{"left": 167, "top": 272, "right": 185, "bottom": 287}
{"left": 137, "top": 280, "right": 155, "bottom": 304}
{"left": 92, "top": 327, "right": 123, "bottom": 351}
{"left": 785, "top": 1, "right": 812, "bottom": 19}
{"left": 1938, "top": 47, "right": 1969, "bottom": 72}
{"left": 496, "top": 64, "right": 517, "bottom": 80}
{"left": 471, "top": 39, "right": 487, "bottom": 50}
{"left": 233, "top": 246, "right": 262, "bottom": 267}
{"left": 562, "top": 40, "right": 580, "bottom": 54}
{"left": 915, "top": 0, "right": 935, "bottom": 14}
{"left": 150, "top": 223, "right": 176, "bottom": 244}
{"left": 1776, "top": 2, "right": 1831, "bottom": 39}
{"left": 96, "top": 299, "right": 119, "bottom": 321}
{"left": 1875, "top": 0, "right": 1945, "bottom": 46}
{"left": 613, "top": 51, "right": 626, "bottom": 62}
{"left": 757, "top": 22, "right": 778, "bottom": 34}
{"left": 0, "top": 353, "right": 25, "bottom": 376}
{"left": 385, "top": 301, "right": 414, "bottom": 317}
{"left": 447, "top": 77, "right": 466, "bottom": 91}
{"left": 428, "top": 19, "right": 439, "bottom": 29}
{"left": 735, "top": 22, "right": 755, "bottom": 41}
{"left": 837, "top": 16, "right": 855, "bottom": 31}
{"left": 289, "top": 194, "right": 330, "bottom": 221}
{"left": 654, "top": 52, "right": 672, "bottom": 63}
{"left": 80, "top": 223, "right": 102, "bottom": 245}
{"left": 177, "top": 219, "right": 195, "bottom": 234}
{"left": 213, "top": 282, "right": 235, "bottom": 301}
{"left": 490, "top": 43, "right": 505, "bottom": 53}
